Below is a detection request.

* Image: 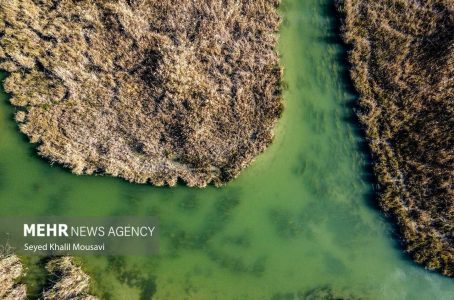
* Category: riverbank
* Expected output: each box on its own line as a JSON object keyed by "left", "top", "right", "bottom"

{"left": 0, "top": 0, "right": 282, "bottom": 187}
{"left": 1, "top": 0, "right": 454, "bottom": 299}
{"left": 338, "top": 0, "right": 453, "bottom": 276}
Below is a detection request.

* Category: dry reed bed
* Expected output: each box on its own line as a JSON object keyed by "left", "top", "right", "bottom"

{"left": 338, "top": 0, "right": 453, "bottom": 276}
{"left": 0, "top": 255, "right": 97, "bottom": 299}
{"left": 43, "top": 256, "right": 98, "bottom": 300}
{"left": 0, "top": 255, "right": 26, "bottom": 299}
{"left": 0, "top": 0, "right": 282, "bottom": 187}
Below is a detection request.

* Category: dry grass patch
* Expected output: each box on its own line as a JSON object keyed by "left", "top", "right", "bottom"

{"left": 0, "top": 0, "right": 282, "bottom": 187}
{"left": 338, "top": 0, "right": 453, "bottom": 276}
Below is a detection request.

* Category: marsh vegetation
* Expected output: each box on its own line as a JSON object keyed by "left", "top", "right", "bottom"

{"left": 0, "top": 0, "right": 282, "bottom": 187}
{"left": 0, "top": 255, "right": 96, "bottom": 300}
{"left": 43, "top": 256, "right": 98, "bottom": 300}
{"left": 338, "top": 0, "right": 453, "bottom": 276}
{"left": 0, "top": 254, "right": 26, "bottom": 299}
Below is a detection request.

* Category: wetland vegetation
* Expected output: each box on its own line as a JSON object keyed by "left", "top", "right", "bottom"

{"left": 338, "top": 0, "right": 453, "bottom": 276}
{"left": 0, "top": 255, "right": 96, "bottom": 299}
{"left": 0, "top": 0, "right": 282, "bottom": 187}
{"left": 0, "top": 254, "right": 26, "bottom": 299}
{"left": 0, "top": 0, "right": 453, "bottom": 299}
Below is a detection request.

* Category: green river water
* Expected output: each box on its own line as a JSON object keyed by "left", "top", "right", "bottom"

{"left": 0, "top": 0, "right": 453, "bottom": 299}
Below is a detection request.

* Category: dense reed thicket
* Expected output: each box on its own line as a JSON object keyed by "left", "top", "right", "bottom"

{"left": 0, "top": 255, "right": 26, "bottom": 299}
{"left": 338, "top": 0, "right": 453, "bottom": 276}
{"left": 43, "top": 257, "right": 98, "bottom": 300}
{"left": 0, "top": 0, "right": 282, "bottom": 187}
{"left": 0, "top": 255, "right": 97, "bottom": 299}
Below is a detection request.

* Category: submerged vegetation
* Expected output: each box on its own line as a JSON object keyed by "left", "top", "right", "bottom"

{"left": 0, "top": 0, "right": 282, "bottom": 187}
{"left": 270, "top": 285, "right": 364, "bottom": 300}
{"left": 338, "top": 0, "right": 453, "bottom": 276}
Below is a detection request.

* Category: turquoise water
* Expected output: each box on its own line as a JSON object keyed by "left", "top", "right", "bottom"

{"left": 0, "top": 0, "right": 453, "bottom": 299}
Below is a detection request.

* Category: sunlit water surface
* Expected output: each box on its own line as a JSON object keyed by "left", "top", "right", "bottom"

{"left": 0, "top": 0, "right": 452, "bottom": 299}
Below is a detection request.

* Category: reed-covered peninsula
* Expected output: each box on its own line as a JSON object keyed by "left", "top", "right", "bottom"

{"left": 338, "top": 0, "right": 453, "bottom": 276}
{"left": 0, "top": 0, "right": 282, "bottom": 187}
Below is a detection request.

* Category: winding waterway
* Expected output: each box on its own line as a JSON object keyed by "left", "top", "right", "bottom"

{"left": 0, "top": 0, "right": 453, "bottom": 299}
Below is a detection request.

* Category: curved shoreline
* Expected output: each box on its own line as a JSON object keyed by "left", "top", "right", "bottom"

{"left": 0, "top": 0, "right": 282, "bottom": 187}
{"left": 338, "top": 0, "right": 453, "bottom": 276}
